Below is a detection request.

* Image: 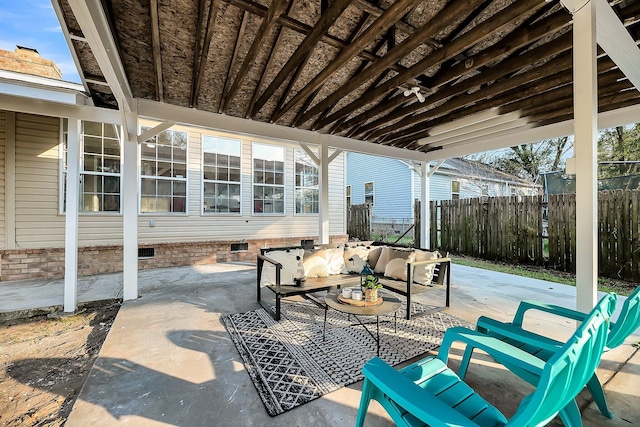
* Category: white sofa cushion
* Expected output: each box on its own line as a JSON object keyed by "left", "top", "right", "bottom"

{"left": 413, "top": 250, "right": 441, "bottom": 285}
{"left": 260, "top": 249, "right": 305, "bottom": 286}
{"left": 343, "top": 244, "right": 371, "bottom": 273}
{"left": 303, "top": 249, "right": 329, "bottom": 278}
{"left": 325, "top": 247, "right": 346, "bottom": 275}
{"left": 384, "top": 249, "right": 416, "bottom": 281}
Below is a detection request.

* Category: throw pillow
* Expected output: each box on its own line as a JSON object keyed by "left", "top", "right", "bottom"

{"left": 412, "top": 250, "right": 441, "bottom": 285}
{"left": 260, "top": 249, "right": 305, "bottom": 286}
{"left": 373, "top": 246, "right": 393, "bottom": 274}
{"left": 367, "top": 246, "right": 383, "bottom": 271}
{"left": 325, "top": 247, "right": 346, "bottom": 275}
{"left": 343, "top": 245, "right": 371, "bottom": 273}
{"left": 303, "top": 249, "right": 329, "bottom": 278}
{"left": 384, "top": 249, "right": 416, "bottom": 281}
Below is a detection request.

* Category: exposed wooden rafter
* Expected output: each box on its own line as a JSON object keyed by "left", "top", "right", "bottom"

{"left": 222, "top": 11, "right": 249, "bottom": 113}
{"left": 149, "top": 0, "right": 164, "bottom": 102}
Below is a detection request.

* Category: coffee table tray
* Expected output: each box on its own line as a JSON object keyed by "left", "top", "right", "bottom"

{"left": 338, "top": 294, "right": 383, "bottom": 307}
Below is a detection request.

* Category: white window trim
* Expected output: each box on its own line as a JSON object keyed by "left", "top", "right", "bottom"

{"left": 252, "top": 142, "right": 286, "bottom": 216}
{"left": 294, "top": 148, "right": 319, "bottom": 216}
{"left": 201, "top": 135, "right": 243, "bottom": 216}
{"left": 139, "top": 127, "right": 189, "bottom": 215}
{"left": 59, "top": 119, "right": 124, "bottom": 215}
{"left": 364, "top": 181, "right": 374, "bottom": 205}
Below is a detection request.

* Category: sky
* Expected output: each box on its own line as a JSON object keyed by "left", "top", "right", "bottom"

{"left": 0, "top": 0, "right": 80, "bottom": 82}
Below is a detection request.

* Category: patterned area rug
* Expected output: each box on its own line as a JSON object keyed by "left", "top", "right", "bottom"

{"left": 222, "top": 297, "right": 473, "bottom": 416}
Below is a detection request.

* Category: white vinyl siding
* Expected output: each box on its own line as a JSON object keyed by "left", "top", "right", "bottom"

{"left": 11, "top": 116, "right": 346, "bottom": 248}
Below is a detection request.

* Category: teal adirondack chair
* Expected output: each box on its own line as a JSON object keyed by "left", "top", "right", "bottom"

{"left": 459, "top": 286, "right": 640, "bottom": 419}
{"left": 356, "top": 293, "right": 615, "bottom": 427}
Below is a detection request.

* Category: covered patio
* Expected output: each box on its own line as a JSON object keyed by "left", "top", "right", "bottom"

{"left": 29, "top": 0, "right": 639, "bottom": 316}
{"left": 1, "top": 263, "right": 637, "bottom": 425}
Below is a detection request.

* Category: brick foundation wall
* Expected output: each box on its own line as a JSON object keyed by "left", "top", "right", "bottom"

{"left": 0, "top": 235, "right": 348, "bottom": 281}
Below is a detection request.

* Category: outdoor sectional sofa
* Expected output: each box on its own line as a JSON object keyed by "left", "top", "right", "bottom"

{"left": 256, "top": 242, "right": 451, "bottom": 321}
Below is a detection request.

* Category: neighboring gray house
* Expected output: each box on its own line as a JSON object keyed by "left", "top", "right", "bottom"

{"left": 346, "top": 153, "right": 541, "bottom": 222}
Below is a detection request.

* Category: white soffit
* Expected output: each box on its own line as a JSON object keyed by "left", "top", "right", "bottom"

{"left": 68, "top": 0, "right": 134, "bottom": 112}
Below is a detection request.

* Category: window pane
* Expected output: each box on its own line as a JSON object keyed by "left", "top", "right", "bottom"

{"left": 173, "top": 163, "right": 186, "bottom": 178}
{"left": 157, "top": 197, "right": 171, "bottom": 212}
{"left": 229, "top": 155, "right": 240, "bottom": 168}
{"left": 83, "top": 194, "right": 101, "bottom": 212}
{"left": 103, "top": 195, "right": 120, "bottom": 211}
{"left": 274, "top": 172, "right": 284, "bottom": 185}
{"left": 83, "top": 121, "right": 102, "bottom": 136}
{"left": 142, "top": 160, "right": 156, "bottom": 176}
{"left": 203, "top": 166, "right": 216, "bottom": 180}
{"left": 141, "top": 143, "right": 156, "bottom": 160}
{"left": 84, "top": 154, "right": 100, "bottom": 172}
{"left": 157, "top": 180, "right": 171, "bottom": 195}
{"left": 173, "top": 181, "right": 186, "bottom": 196}
{"left": 104, "top": 124, "right": 119, "bottom": 139}
{"left": 172, "top": 197, "right": 186, "bottom": 213}
{"left": 141, "top": 178, "right": 156, "bottom": 195}
{"left": 84, "top": 136, "right": 102, "bottom": 154}
{"left": 104, "top": 176, "right": 120, "bottom": 193}
{"left": 103, "top": 157, "right": 120, "bottom": 173}
{"left": 158, "top": 130, "right": 172, "bottom": 146}
{"left": 157, "top": 162, "right": 172, "bottom": 177}
{"left": 229, "top": 168, "right": 240, "bottom": 182}
{"left": 158, "top": 145, "right": 172, "bottom": 162}
{"left": 83, "top": 175, "right": 101, "bottom": 192}
{"left": 104, "top": 138, "right": 119, "bottom": 156}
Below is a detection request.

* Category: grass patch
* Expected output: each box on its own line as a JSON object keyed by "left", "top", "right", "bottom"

{"left": 453, "top": 255, "right": 638, "bottom": 297}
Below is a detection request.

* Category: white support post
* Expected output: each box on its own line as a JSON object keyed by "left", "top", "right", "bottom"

{"left": 319, "top": 136, "right": 330, "bottom": 244}
{"left": 122, "top": 107, "right": 139, "bottom": 301}
{"left": 420, "top": 162, "right": 430, "bottom": 248}
{"left": 572, "top": 0, "right": 599, "bottom": 312}
{"left": 5, "top": 112, "right": 16, "bottom": 250}
{"left": 64, "top": 119, "right": 81, "bottom": 312}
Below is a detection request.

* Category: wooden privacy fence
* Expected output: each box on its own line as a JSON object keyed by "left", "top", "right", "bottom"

{"left": 547, "top": 191, "right": 640, "bottom": 282}
{"left": 431, "top": 196, "right": 543, "bottom": 265}
{"left": 347, "top": 204, "right": 371, "bottom": 241}
{"left": 431, "top": 190, "right": 640, "bottom": 281}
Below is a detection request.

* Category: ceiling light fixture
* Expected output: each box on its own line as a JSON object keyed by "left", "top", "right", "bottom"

{"left": 403, "top": 86, "right": 425, "bottom": 103}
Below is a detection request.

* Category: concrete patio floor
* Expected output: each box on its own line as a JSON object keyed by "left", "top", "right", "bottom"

{"left": 1, "top": 262, "right": 639, "bottom": 426}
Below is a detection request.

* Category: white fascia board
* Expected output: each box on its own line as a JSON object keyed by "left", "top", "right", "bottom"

{"left": 0, "top": 81, "right": 83, "bottom": 105}
{"left": 431, "top": 102, "right": 640, "bottom": 160}
{"left": 0, "top": 92, "right": 120, "bottom": 124}
{"left": 68, "top": 0, "right": 134, "bottom": 112}
{"left": 137, "top": 98, "right": 427, "bottom": 162}
{"left": 0, "top": 70, "right": 84, "bottom": 92}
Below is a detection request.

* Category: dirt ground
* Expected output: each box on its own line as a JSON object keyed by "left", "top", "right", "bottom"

{"left": 0, "top": 301, "right": 120, "bottom": 426}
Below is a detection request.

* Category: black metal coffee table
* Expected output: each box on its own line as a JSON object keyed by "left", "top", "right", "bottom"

{"left": 323, "top": 290, "right": 402, "bottom": 356}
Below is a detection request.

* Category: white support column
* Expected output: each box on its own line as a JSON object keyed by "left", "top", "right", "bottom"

{"left": 64, "top": 119, "right": 81, "bottom": 312}
{"left": 4, "top": 112, "right": 16, "bottom": 250}
{"left": 573, "top": 0, "right": 599, "bottom": 312}
{"left": 319, "top": 136, "right": 330, "bottom": 244}
{"left": 122, "top": 107, "right": 139, "bottom": 301}
{"left": 420, "top": 162, "right": 430, "bottom": 248}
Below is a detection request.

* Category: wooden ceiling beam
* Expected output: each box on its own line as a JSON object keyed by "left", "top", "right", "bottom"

{"left": 341, "top": 21, "right": 574, "bottom": 136}
{"left": 311, "top": 0, "right": 547, "bottom": 130}
{"left": 295, "top": 0, "right": 489, "bottom": 127}
{"left": 247, "top": 0, "right": 299, "bottom": 117}
{"left": 369, "top": 56, "right": 576, "bottom": 141}
{"left": 149, "top": 0, "right": 164, "bottom": 102}
{"left": 190, "top": 0, "right": 223, "bottom": 108}
{"left": 353, "top": 0, "right": 441, "bottom": 49}
{"left": 222, "top": 10, "right": 249, "bottom": 113}
{"left": 250, "top": 0, "right": 353, "bottom": 118}
{"left": 389, "top": 69, "right": 629, "bottom": 146}
{"left": 227, "top": 0, "right": 409, "bottom": 73}
{"left": 263, "top": 0, "right": 422, "bottom": 121}
{"left": 220, "top": 0, "right": 289, "bottom": 113}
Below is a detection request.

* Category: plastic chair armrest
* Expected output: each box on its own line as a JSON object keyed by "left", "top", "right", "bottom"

{"left": 438, "top": 327, "right": 546, "bottom": 375}
{"left": 512, "top": 300, "right": 588, "bottom": 327}
{"left": 476, "top": 316, "right": 564, "bottom": 353}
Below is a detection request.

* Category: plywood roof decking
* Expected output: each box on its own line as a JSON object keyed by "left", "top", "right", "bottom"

{"left": 56, "top": 0, "right": 640, "bottom": 152}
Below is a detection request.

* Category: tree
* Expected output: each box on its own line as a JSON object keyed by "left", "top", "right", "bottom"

{"left": 466, "top": 137, "right": 573, "bottom": 182}
{"left": 597, "top": 124, "right": 640, "bottom": 179}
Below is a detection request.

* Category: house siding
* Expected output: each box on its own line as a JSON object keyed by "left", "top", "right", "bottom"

{"left": 0, "top": 111, "right": 5, "bottom": 250}
{"left": 0, "top": 114, "right": 347, "bottom": 280}
{"left": 346, "top": 152, "right": 413, "bottom": 220}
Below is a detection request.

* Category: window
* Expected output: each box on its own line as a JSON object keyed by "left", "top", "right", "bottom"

{"left": 202, "top": 135, "right": 241, "bottom": 214}
{"left": 294, "top": 150, "right": 318, "bottom": 214}
{"left": 452, "top": 181, "right": 460, "bottom": 200}
{"left": 364, "top": 181, "right": 374, "bottom": 205}
{"left": 140, "top": 128, "right": 188, "bottom": 213}
{"left": 60, "top": 120, "right": 122, "bottom": 213}
{"left": 346, "top": 185, "right": 351, "bottom": 207}
{"left": 253, "top": 143, "right": 284, "bottom": 214}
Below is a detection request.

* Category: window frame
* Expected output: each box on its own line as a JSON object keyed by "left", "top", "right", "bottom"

{"left": 59, "top": 119, "right": 123, "bottom": 215}
{"left": 346, "top": 185, "right": 351, "bottom": 207}
{"left": 139, "top": 127, "right": 189, "bottom": 215}
{"left": 294, "top": 149, "right": 319, "bottom": 215}
{"left": 364, "top": 181, "right": 374, "bottom": 205}
{"left": 252, "top": 142, "right": 286, "bottom": 216}
{"left": 201, "top": 134, "right": 242, "bottom": 215}
{"left": 452, "top": 180, "right": 460, "bottom": 200}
